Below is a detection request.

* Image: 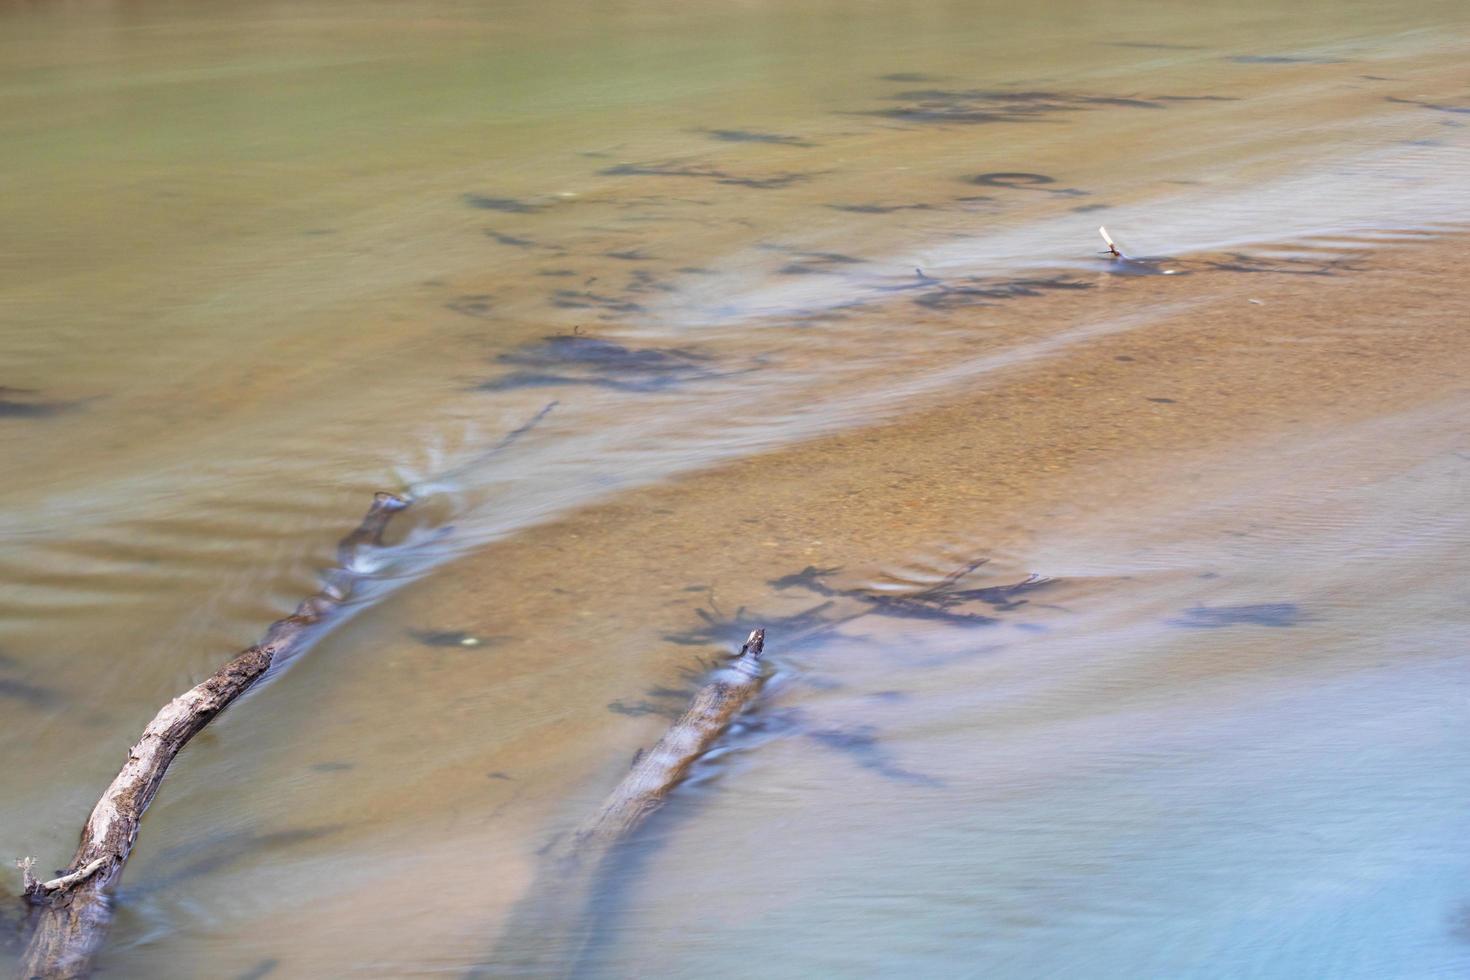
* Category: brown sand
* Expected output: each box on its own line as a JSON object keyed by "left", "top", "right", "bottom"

{"left": 224, "top": 231, "right": 1470, "bottom": 977}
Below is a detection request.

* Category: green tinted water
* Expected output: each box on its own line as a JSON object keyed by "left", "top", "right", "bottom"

{"left": 3, "top": 1, "right": 1469, "bottom": 976}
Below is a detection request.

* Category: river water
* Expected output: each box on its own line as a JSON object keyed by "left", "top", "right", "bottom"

{"left": 3, "top": 1, "right": 1469, "bottom": 977}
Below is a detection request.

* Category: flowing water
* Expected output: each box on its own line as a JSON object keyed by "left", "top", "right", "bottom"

{"left": 3, "top": 0, "right": 1470, "bottom": 976}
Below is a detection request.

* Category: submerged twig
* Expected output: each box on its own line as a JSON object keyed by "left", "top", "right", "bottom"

{"left": 671, "top": 560, "right": 1056, "bottom": 653}
{"left": 407, "top": 401, "right": 557, "bottom": 494}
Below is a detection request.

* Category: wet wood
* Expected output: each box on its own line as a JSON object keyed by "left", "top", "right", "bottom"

{"left": 14, "top": 492, "right": 409, "bottom": 980}
{"left": 569, "top": 627, "right": 766, "bottom": 853}
{"left": 486, "top": 629, "right": 768, "bottom": 977}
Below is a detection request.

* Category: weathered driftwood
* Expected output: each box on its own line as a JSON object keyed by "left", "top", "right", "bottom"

{"left": 569, "top": 627, "right": 766, "bottom": 853}
{"left": 14, "top": 492, "right": 409, "bottom": 980}
{"left": 485, "top": 629, "right": 768, "bottom": 977}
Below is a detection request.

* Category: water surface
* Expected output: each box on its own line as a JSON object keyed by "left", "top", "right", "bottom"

{"left": 3, "top": 0, "right": 1469, "bottom": 976}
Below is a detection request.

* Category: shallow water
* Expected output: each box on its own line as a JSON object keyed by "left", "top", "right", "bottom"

{"left": 3, "top": 0, "right": 1469, "bottom": 976}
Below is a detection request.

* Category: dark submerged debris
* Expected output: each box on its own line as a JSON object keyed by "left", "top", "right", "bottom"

{"left": 716, "top": 172, "right": 818, "bottom": 190}
{"left": 879, "top": 72, "right": 943, "bottom": 82}
{"left": 477, "top": 333, "right": 729, "bottom": 394}
{"left": 499, "top": 334, "right": 704, "bottom": 372}
{"left": 768, "top": 247, "right": 864, "bottom": 264}
{"left": 1104, "top": 41, "right": 1205, "bottom": 50}
{"left": 599, "top": 161, "right": 820, "bottom": 190}
{"left": 671, "top": 562, "right": 1056, "bottom": 650}
{"left": 861, "top": 89, "right": 1167, "bottom": 127}
{"left": 861, "top": 568, "right": 1056, "bottom": 621}
{"left": 1202, "top": 253, "right": 1367, "bottom": 276}
{"left": 1169, "top": 603, "right": 1306, "bottom": 628}
{"left": 0, "top": 387, "right": 75, "bottom": 419}
{"left": 860, "top": 593, "right": 999, "bottom": 625}
{"left": 1228, "top": 54, "right": 1344, "bottom": 64}
{"left": 624, "top": 269, "right": 677, "bottom": 295}
{"left": 600, "top": 161, "right": 727, "bottom": 179}
{"left": 768, "top": 565, "right": 845, "bottom": 595}
{"left": 941, "top": 573, "right": 1058, "bottom": 611}
{"left": 485, "top": 230, "right": 539, "bottom": 248}
{"left": 548, "top": 289, "right": 643, "bottom": 316}
{"left": 664, "top": 599, "right": 837, "bottom": 648}
{"left": 445, "top": 295, "right": 496, "bottom": 318}
{"left": 973, "top": 171, "right": 1057, "bottom": 188}
{"left": 762, "top": 243, "right": 867, "bottom": 277}
{"left": 463, "top": 194, "right": 545, "bottom": 213}
{"left": 968, "top": 171, "right": 1087, "bottom": 197}
{"left": 310, "top": 761, "right": 354, "bottom": 772}
{"left": 775, "top": 562, "right": 1055, "bottom": 618}
{"left": 722, "top": 704, "right": 940, "bottom": 785}
{"left": 1385, "top": 96, "right": 1470, "bottom": 115}
{"left": 910, "top": 275, "right": 1094, "bottom": 311}
{"left": 826, "top": 202, "right": 938, "bottom": 214}
{"left": 697, "top": 128, "right": 816, "bottom": 147}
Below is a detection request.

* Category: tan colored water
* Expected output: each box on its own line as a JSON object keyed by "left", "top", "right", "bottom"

{"left": 3, "top": 1, "right": 1469, "bottom": 976}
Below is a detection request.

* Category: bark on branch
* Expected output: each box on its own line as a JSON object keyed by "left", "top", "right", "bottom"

{"left": 14, "top": 492, "right": 409, "bottom": 980}
{"left": 569, "top": 627, "right": 766, "bottom": 853}
{"left": 485, "top": 629, "right": 768, "bottom": 977}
